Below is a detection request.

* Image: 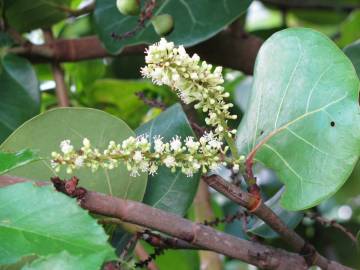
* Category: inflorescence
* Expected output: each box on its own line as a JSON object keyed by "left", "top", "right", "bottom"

{"left": 51, "top": 134, "right": 242, "bottom": 177}
{"left": 141, "top": 38, "right": 237, "bottom": 139}
{"left": 51, "top": 38, "right": 243, "bottom": 177}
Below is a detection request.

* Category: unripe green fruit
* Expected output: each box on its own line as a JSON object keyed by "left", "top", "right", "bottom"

{"left": 151, "top": 14, "right": 174, "bottom": 37}
{"left": 116, "top": 0, "right": 140, "bottom": 16}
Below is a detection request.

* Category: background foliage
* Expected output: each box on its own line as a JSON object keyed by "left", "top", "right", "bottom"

{"left": 0, "top": 0, "right": 360, "bottom": 269}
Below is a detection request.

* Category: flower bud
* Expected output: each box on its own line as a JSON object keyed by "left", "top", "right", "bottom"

{"left": 151, "top": 14, "right": 174, "bottom": 37}
{"left": 116, "top": 0, "right": 140, "bottom": 16}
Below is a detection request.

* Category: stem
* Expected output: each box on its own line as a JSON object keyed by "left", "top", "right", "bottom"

{"left": 43, "top": 30, "right": 70, "bottom": 107}
{"left": 220, "top": 118, "right": 239, "bottom": 160}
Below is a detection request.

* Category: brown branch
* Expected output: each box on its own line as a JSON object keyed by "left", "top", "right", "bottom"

{"left": 0, "top": 175, "right": 323, "bottom": 270}
{"left": 8, "top": 32, "right": 262, "bottom": 75}
{"left": 202, "top": 175, "right": 352, "bottom": 270}
{"left": 136, "top": 92, "right": 167, "bottom": 110}
{"left": 306, "top": 212, "right": 357, "bottom": 245}
{"left": 140, "top": 229, "right": 199, "bottom": 250}
{"left": 43, "top": 30, "right": 70, "bottom": 107}
{"left": 260, "top": 0, "right": 360, "bottom": 11}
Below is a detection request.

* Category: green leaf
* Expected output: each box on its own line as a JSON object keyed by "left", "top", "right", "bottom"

{"left": 0, "top": 54, "right": 40, "bottom": 143}
{"left": 336, "top": 10, "right": 360, "bottom": 48}
{"left": 94, "top": 0, "right": 252, "bottom": 54}
{"left": 64, "top": 60, "right": 105, "bottom": 92}
{"left": 136, "top": 104, "right": 200, "bottom": 216}
{"left": 236, "top": 28, "right": 360, "bottom": 210}
{"left": 21, "top": 251, "right": 108, "bottom": 270}
{"left": 85, "top": 79, "right": 174, "bottom": 128}
{"left": 344, "top": 39, "right": 360, "bottom": 78}
{"left": 248, "top": 187, "right": 303, "bottom": 238}
{"left": 4, "top": 0, "right": 71, "bottom": 32}
{"left": 0, "top": 108, "right": 147, "bottom": 201}
{"left": 0, "top": 182, "right": 115, "bottom": 267}
{"left": 0, "top": 149, "right": 39, "bottom": 175}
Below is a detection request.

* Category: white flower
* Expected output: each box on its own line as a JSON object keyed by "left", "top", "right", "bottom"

{"left": 170, "top": 136, "right": 182, "bottom": 152}
{"left": 149, "top": 163, "right": 158, "bottom": 175}
{"left": 74, "top": 156, "right": 84, "bottom": 168}
{"left": 208, "top": 138, "right": 222, "bottom": 150}
{"left": 164, "top": 155, "right": 176, "bottom": 167}
{"left": 154, "top": 136, "right": 165, "bottom": 153}
{"left": 83, "top": 138, "right": 91, "bottom": 148}
{"left": 60, "top": 140, "right": 73, "bottom": 154}
{"left": 141, "top": 38, "right": 237, "bottom": 139}
{"left": 133, "top": 151, "right": 143, "bottom": 162}
{"left": 233, "top": 164, "right": 240, "bottom": 173}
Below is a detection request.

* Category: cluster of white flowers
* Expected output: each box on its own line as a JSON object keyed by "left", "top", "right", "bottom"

{"left": 51, "top": 133, "right": 242, "bottom": 178}
{"left": 141, "top": 38, "right": 237, "bottom": 139}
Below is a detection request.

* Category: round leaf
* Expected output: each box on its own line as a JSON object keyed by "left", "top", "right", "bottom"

{"left": 237, "top": 28, "right": 360, "bottom": 210}
{"left": 0, "top": 108, "right": 147, "bottom": 201}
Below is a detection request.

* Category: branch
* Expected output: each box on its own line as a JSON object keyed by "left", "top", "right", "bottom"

{"left": 0, "top": 175, "right": 318, "bottom": 270}
{"left": 306, "top": 212, "right": 357, "bottom": 245}
{"left": 202, "top": 175, "right": 352, "bottom": 270}
{"left": 43, "top": 30, "right": 70, "bottom": 107}
{"left": 260, "top": 0, "right": 360, "bottom": 11}
{"left": 8, "top": 32, "right": 262, "bottom": 75}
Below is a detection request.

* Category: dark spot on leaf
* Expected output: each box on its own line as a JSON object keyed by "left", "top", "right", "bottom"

{"left": 330, "top": 121, "right": 335, "bottom": 127}
{"left": 260, "top": 130, "right": 264, "bottom": 135}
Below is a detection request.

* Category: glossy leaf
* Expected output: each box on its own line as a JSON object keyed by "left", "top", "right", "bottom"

{"left": 0, "top": 182, "right": 115, "bottom": 266}
{"left": 86, "top": 79, "right": 174, "bottom": 128}
{"left": 4, "top": 0, "right": 71, "bottom": 32}
{"left": 0, "top": 54, "right": 40, "bottom": 143}
{"left": 248, "top": 187, "right": 303, "bottom": 238}
{"left": 0, "top": 149, "right": 39, "bottom": 175}
{"left": 94, "top": 0, "right": 252, "bottom": 54}
{"left": 136, "top": 104, "right": 200, "bottom": 216}
{"left": 0, "top": 108, "right": 147, "bottom": 201}
{"left": 344, "top": 39, "right": 360, "bottom": 78}
{"left": 336, "top": 10, "right": 360, "bottom": 48}
{"left": 237, "top": 28, "right": 360, "bottom": 210}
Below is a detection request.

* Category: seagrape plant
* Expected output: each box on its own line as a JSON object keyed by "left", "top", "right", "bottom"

{"left": 47, "top": 29, "right": 359, "bottom": 215}
{"left": 0, "top": 18, "right": 360, "bottom": 269}
{"left": 51, "top": 38, "right": 243, "bottom": 179}
{"left": 50, "top": 28, "right": 360, "bottom": 213}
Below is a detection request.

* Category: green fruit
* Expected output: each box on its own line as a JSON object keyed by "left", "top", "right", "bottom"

{"left": 116, "top": 0, "right": 140, "bottom": 16}
{"left": 151, "top": 14, "right": 174, "bottom": 37}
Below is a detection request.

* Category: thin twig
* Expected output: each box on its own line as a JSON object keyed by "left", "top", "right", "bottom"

{"left": 306, "top": 212, "right": 357, "bottom": 245}
{"left": 136, "top": 92, "right": 166, "bottom": 110}
{"left": 112, "top": 0, "right": 156, "bottom": 41}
